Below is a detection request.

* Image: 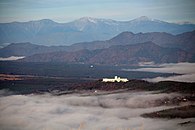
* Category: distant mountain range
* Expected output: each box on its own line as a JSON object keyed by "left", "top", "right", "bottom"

{"left": 69, "top": 30, "right": 195, "bottom": 54}
{"left": 1, "top": 30, "right": 194, "bottom": 58}
{"left": 20, "top": 42, "right": 194, "bottom": 65}
{"left": 0, "top": 16, "right": 195, "bottom": 46}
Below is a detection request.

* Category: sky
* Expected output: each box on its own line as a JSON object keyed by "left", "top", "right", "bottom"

{"left": 0, "top": 0, "right": 195, "bottom": 23}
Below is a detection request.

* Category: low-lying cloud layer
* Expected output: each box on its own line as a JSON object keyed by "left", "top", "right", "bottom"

{"left": 0, "top": 56, "right": 25, "bottom": 61}
{"left": 123, "top": 62, "right": 195, "bottom": 82}
{"left": 0, "top": 91, "right": 194, "bottom": 130}
{"left": 145, "top": 73, "right": 195, "bottom": 82}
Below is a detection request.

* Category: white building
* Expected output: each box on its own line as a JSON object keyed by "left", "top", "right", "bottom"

{"left": 102, "top": 76, "right": 128, "bottom": 82}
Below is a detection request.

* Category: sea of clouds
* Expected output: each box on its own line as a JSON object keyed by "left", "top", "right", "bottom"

{"left": 0, "top": 90, "right": 194, "bottom": 130}
{"left": 123, "top": 62, "right": 195, "bottom": 82}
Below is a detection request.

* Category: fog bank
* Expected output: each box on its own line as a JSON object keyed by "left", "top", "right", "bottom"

{"left": 123, "top": 63, "right": 195, "bottom": 82}
{"left": 0, "top": 56, "right": 25, "bottom": 61}
{"left": 0, "top": 91, "right": 194, "bottom": 130}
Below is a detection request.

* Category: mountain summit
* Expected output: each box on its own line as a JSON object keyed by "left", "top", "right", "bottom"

{"left": 133, "top": 16, "right": 152, "bottom": 21}
{"left": 76, "top": 17, "right": 99, "bottom": 23}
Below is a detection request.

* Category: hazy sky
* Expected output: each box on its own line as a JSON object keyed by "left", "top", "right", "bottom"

{"left": 0, "top": 0, "right": 195, "bottom": 23}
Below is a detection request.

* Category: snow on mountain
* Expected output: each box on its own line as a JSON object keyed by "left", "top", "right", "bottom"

{"left": 71, "top": 17, "right": 120, "bottom": 31}
{"left": 78, "top": 17, "right": 98, "bottom": 24}
{"left": 130, "top": 16, "right": 164, "bottom": 23}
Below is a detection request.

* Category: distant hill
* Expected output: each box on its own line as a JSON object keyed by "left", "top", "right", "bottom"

{"left": 20, "top": 42, "right": 195, "bottom": 65}
{"left": 0, "top": 42, "right": 67, "bottom": 57}
{"left": 66, "top": 30, "right": 195, "bottom": 54}
{"left": 1, "top": 30, "right": 195, "bottom": 58}
{"left": 0, "top": 16, "right": 195, "bottom": 46}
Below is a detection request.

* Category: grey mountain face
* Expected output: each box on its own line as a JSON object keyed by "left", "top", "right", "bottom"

{"left": 0, "top": 16, "right": 195, "bottom": 46}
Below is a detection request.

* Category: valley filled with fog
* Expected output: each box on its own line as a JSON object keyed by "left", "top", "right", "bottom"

{"left": 123, "top": 62, "right": 195, "bottom": 83}
{"left": 0, "top": 1, "right": 195, "bottom": 130}
{"left": 0, "top": 90, "right": 194, "bottom": 130}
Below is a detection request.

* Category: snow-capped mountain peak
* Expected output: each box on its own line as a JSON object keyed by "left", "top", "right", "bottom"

{"left": 72, "top": 17, "right": 119, "bottom": 31}
{"left": 77, "top": 17, "right": 98, "bottom": 24}
{"left": 130, "top": 16, "right": 166, "bottom": 24}
{"left": 75, "top": 17, "right": 118, "bottom": 25}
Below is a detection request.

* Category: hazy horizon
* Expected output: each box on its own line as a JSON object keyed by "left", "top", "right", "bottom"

{"left": 1, "top": 16, "right": 195, "bottom": 24}
{"left": 0, "top": 0, "right": 195, "bottom": 23}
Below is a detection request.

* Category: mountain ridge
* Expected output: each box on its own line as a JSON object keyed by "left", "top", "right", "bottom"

{"left": 0, "top": 42, "right": 68, "bottom": 57}
{"left": 67, "top": 30, "right": 195, "bottom": 53}
{"left": 1, "top": 30, "right": 195, "bottom": 58}
{"left": 0, "top": 16, "right": 195, "bottom": 46}
{"left": 20, "top": 42, "right": 195, "bottom": 65}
